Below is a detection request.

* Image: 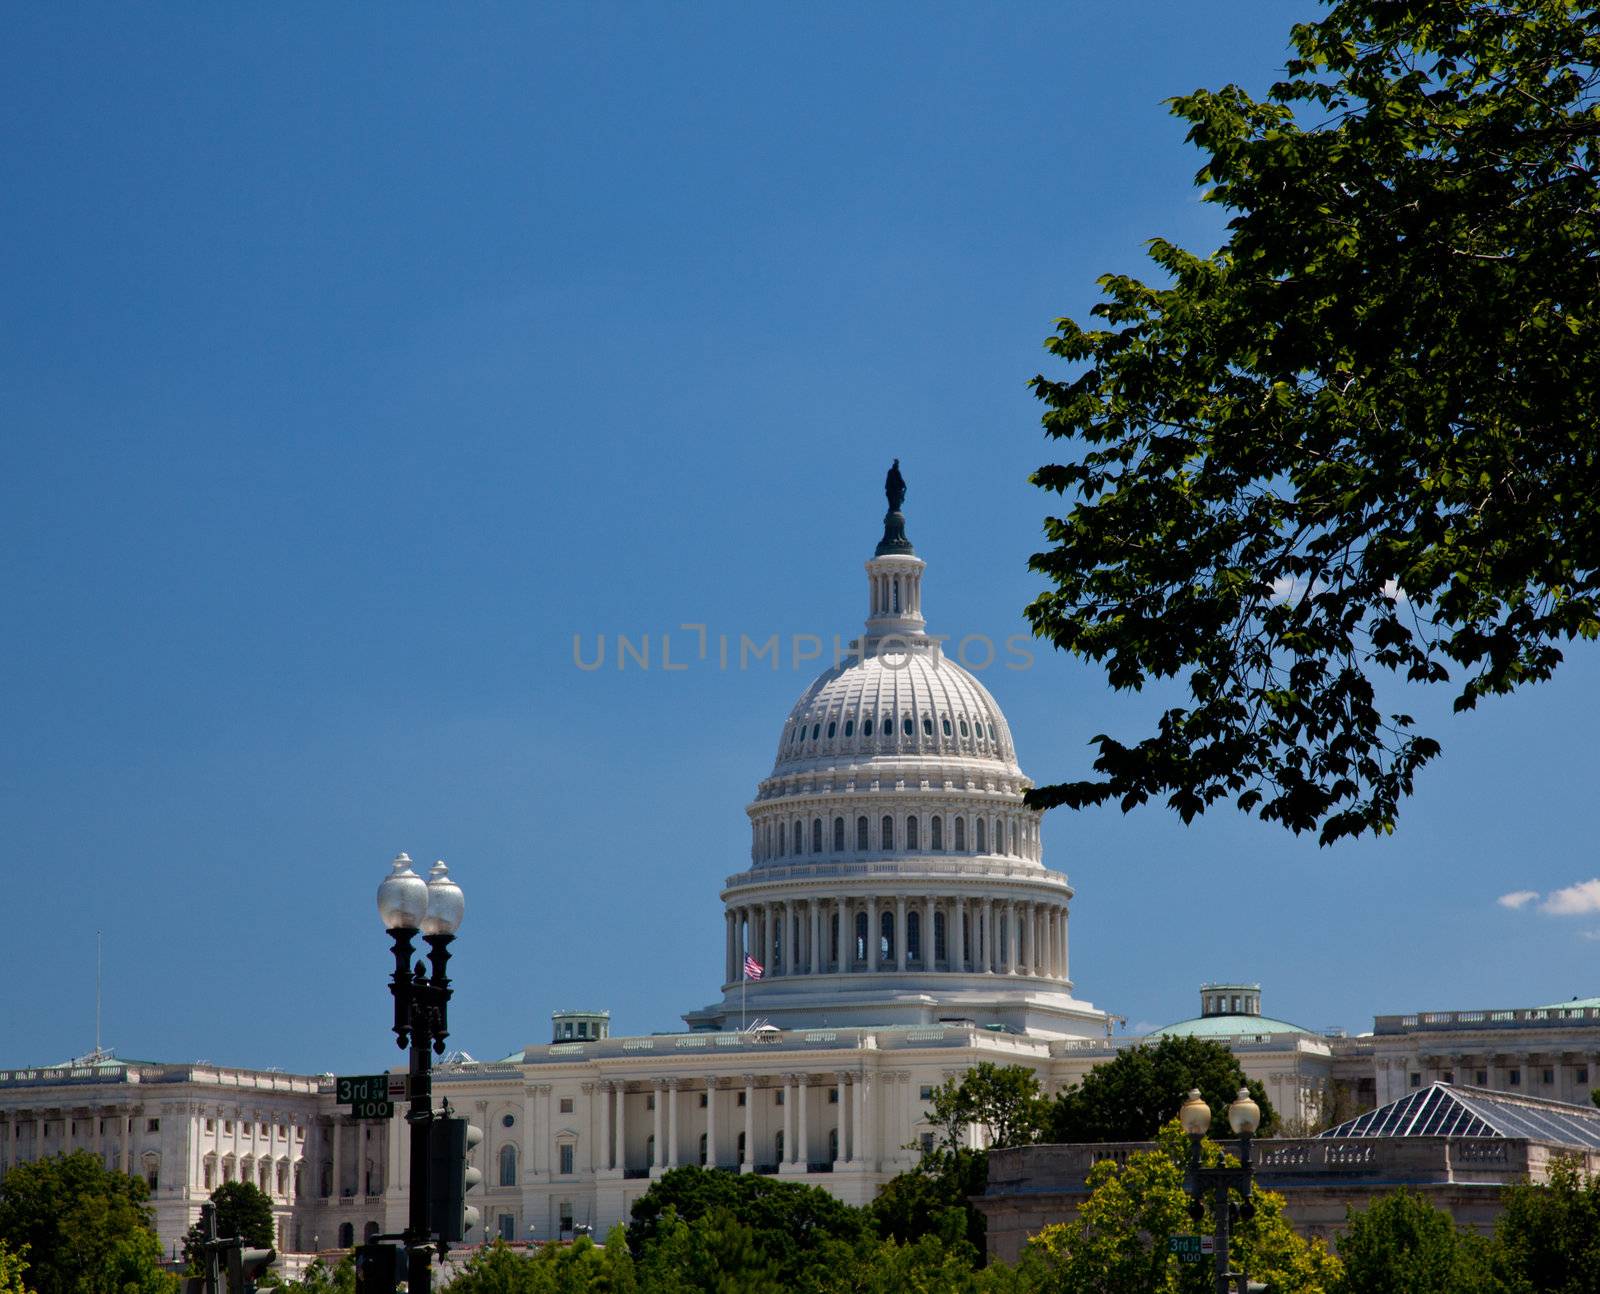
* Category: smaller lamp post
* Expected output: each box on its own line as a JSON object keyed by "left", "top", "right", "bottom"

{"left": 1179, "top": 1086, "right": 1260, "bottom": 1294}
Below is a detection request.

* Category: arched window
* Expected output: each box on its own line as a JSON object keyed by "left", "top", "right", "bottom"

{"left": 881, "top": 815, "right": 894, "bottom": 850}
{"left": 907, "top": 910, "right": 921, "bottom": 961}
{"left": 499, "top": 1144, "right": 517, "bottom": 1187}
{"left": 856, "top": 816, "right": 869, "bottom": 851}
{"left": 955, "top": 817, "right": 966, "bottom": 851}
{"left": 960, "top": 718, "right": 969, "bottom": 737}
{"left": 698, "top": 1134, "right": 708, "bottom": 1167}
{"left": 844, "top": 719, "right": 854, "bottom": 737}
{"left": 942, "top": 717, "right": 952, "bottom": 736}
{"left": 794, "top": 822, "right": 804, "bottom": 854}
{"left": 934, "top": 911, "right": 947, "bottom": 962}
{"left": 827, "top": 720, "right": 836, "bottom": 738}
{"left": 922, "top": 716, "right": 933, "bottom": 736}
{"left": 906, "top": 816, "right": 919, "bottom": 850}
{"left": 880, "top": 911, "right": 895, "bottom": 961}
{"left": 863, "top": 717, "right": 874, "bottom": 736}
{"left": 833, "top": 817, "right": 845, "bottom": 852}
{"left": 812, "top": 819, "right": 823, "bottom": 852}
{"left": 811, "top": 723, "right": 820, "bottom": 739}
{"left": 854, "top": 912, "right": 869, "bottom": 961}
{"left": 893, "top": 578, "right": 900, "bottom": 612}
{"left": 976, "top": 817, "right": 986, "bottom": 852}
{"left": 930, "top": 816, "right": 943, "bottom": 850}
{"left": 777, "top": 824, "right": 785, "bottom": 857}
{"left": 1010, "top": 821, "right": 1019, "bottom": 855}
{"left": 338, "top": 1223, "right": 354, "bottom": 1249}
{"left": 902, "top": 716, "right": 913, "bottom": 735}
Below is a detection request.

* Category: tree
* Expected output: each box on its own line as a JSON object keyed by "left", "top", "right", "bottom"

{"left": 1023, "top": 1123, "right": 1339, "bottom": 1293}
{"left": 1332, "top": 1189, "right": 1496, "bottom": 1293}
{"left": 627, "top": 1167, "right": 867, "bottom": 1287}
{"left": 1046, "top": 1036, "right": 1277, "bottom": 1143}
{"left": 928, "top": 1064, "right": 1050, "bottom": 1156}
{"left": 1491, "top": 1155, "right": 1600, "bottom": 1293}
{"left": 0, "top": 1151, "right": 177, "bottom": 1294}
{"left": 263, "top": 1256, "right": 354, "bottom": 1294}
{"left": 1025, "top": 0, "right": 1600, "bottom": 844}
{"left": 0, "top": 1242, "right": 28, "bottom": 1294}
{"left": 184, "top": 1181, "right": 277, "bottom": 1270}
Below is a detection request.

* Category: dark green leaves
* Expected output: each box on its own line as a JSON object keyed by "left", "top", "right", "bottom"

{"left": 1027, "top": 0, "right": 1600, "bottom": 843}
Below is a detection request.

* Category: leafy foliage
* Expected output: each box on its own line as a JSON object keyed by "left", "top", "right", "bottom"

{"left": 183, "top": 1181, "right": 278, "bottom": 1271}
{"left": 1026, "top": 0, "right": 1600, "bottom": 843}
{"left": 927, "top": 1064, "right": 1050, "bottom": 1156}
{"left": 1046, "top": 1036, "right": 1278, "bottom": 1142}
{"left": 626, "top": 1167, "right": 867, "bottom": 1286}
{"left": 1024, "top": 1123, "right": 1339, "bottom": 1293}
{"left": 0, "top": 1151, "right": 177, "bottom": 1294}
{"left": 262, "top": 1256, "right": 355, "bottom": 1294}
{"left": 1330, "top": 1188, "right": 1494, "bottom": 1293}
{"left": 0, "top": 1242, "right": 28, "bottom": 1294}
{"left": 1490, "top": 1156, "right": 1600, "bottom": 1293}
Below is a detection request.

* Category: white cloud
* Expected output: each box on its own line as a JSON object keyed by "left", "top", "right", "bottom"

{"left": 1540, "top": 879, "right": 1600, "bottom": 916}
{"left": 1496, "top": 890, "right": 1539, "bottom": 910}
{"left": 1580, "top": 930, "right": 1600, "bottom": 942}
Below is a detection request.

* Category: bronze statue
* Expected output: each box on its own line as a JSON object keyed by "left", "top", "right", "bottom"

{"left": 885, "top": 459, "right": 906, "bottom": 513}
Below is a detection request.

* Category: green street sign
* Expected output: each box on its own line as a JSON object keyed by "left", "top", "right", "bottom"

{"left": 1170, "top": 1234, "right": 1210, "bottom": 1263}
{"left": 337, "top": 1074, "right": 389, "bottom": 1104}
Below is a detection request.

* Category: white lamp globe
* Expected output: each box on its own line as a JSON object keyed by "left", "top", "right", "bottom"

{"left": 1227, "top": 1088, "right": 1261, "bottom": 1136}
{"left": 1178, "top": 1088, "right": 1212, "bottom": 1137}
{"left": 377, "top": 853, "right": 428, "bottom": 931}
{"left": 422, "top": 860, "right": 465, "bottom": 936}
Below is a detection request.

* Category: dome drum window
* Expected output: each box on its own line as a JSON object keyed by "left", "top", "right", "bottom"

{"left": 942, "top": 717, "right": 952, "bottom": 737}
{"left": 827, "top": 721, "right": 836, "bottom": 738}
{"left": 922, "top": 716, "right": 933, "bottom": 736}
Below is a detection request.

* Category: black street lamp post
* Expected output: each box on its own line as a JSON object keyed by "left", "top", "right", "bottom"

{"left": 1179, "top": 1086, "right": 1261, "bottom": 1294}
{"left": 376, "top": 853, "right": 465, "bottom": 1294}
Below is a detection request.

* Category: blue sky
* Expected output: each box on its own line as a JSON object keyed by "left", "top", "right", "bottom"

{"left": 3, "top": 4, "right": 1593, "bottom": 1076}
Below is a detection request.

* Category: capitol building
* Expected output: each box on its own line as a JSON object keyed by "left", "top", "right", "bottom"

{"left": 2, "top": 468, "right": 1598, "bottom": 1259}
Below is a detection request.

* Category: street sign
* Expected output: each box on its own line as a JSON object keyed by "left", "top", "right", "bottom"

{"left": 350, "top": 1099, "right": 394, "bottom": 1120}
{"left": 337, "top": 1075, "right": 389, "bottom": 1104}
{"left": 1169, "top": 1234, "right": 1214, "bottom": 1263}
{"left": 388, "top": 1075, "right": 407, "bottom": 1099}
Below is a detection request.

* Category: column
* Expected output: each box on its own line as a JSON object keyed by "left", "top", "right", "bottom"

{"left": 782, "top": 1076, "right": 794, "bottom": 1165}
{"left": 652, "top": 1082, "right": 664, "bottom": 1170}
{"left": 955, "top": 896, "right": 966, "bottom": 972}
{"left": 599, "top": 1083, "right": 612, "bottom": 1172}
{"left": 810, "top": 901, "right": 822, "bottom": 975}
{"left": 667, "top": 1079, "right": 680, "bottom": 1167}
{"left": 867, "top": 897, "right": 879, "bottom": 971}
{"left": 982, "top": 900, "right": 994, "bottom": 973}
{"left": 796, "top": 1076, "right": 808, "bottom": 1169}
{"left": 742, "top": 1077, "right": 755, "bottom": 1172}
{"left": 1006, "top": 902, "right": 1019, "bottom": 974}
{"left": 895, "top": 896, "right": 907, "bottom": 971}
{"left": 1059, "top": 906, "right": 1069, "bottom": 981}
{"left": 725, "top": 911, "right": 737, "bottom": 984}
{"left": 923, "top": 896, "right": 935, "bottom": 968}
{"left": 858, "top": 1073, "right": 873, "bottom": 1170}
{"left": 329, "top": 1119, "right": 341, "bottom": 1198}
{"left": 615, "top": 1085, "right": 627, "bottom": 1174}
{"left": 837, "top": 897, "right": 849, "bottom": 969}
{"left": 835, "top": 1074, "right": 850, "bottom": 1164}
{"left": 852, "top": 1072, "right": 866, "bottom": 1167}
{"left": 705, "top": 1079, "right": 717, "bottom": 1169}
{"left": 1022, "top": 902, "right": 1035, "bottom": 975}
{"left": 766, "top": 903, "right": 778, "bottom": 976}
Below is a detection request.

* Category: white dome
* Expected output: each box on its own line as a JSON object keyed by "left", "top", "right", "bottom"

{"left": 770, "top": 646, "right": 1020, "bottom": 776}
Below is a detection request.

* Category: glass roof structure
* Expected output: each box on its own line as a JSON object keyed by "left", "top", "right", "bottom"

{"left": 1320, "top": 1083, "right": 1600, "bottom": 1149}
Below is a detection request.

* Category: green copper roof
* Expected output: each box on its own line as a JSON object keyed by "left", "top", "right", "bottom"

{"left": 1144, "top": 1014, "right": 1316, "bottom": 1040}
{"left": 1537, "top": 997, "right": 1600, "bottom": 1011}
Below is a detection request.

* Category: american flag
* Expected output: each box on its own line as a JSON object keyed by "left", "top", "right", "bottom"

{"left": 743, "top": 955, "right": 763, "bottom": 981}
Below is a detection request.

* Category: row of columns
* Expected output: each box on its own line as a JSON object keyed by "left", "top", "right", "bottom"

{"left": 0, "top": 1108, "right": 135, "bottom": 1179}
{"left": 724, "top": 895, "right": 1068, "bottom": 983}
{"left": 598, "top": 1073, "right": 873, "bottom": 1173}
{"left": 756, "top": 813, "right": 1040, "bottom": 864}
